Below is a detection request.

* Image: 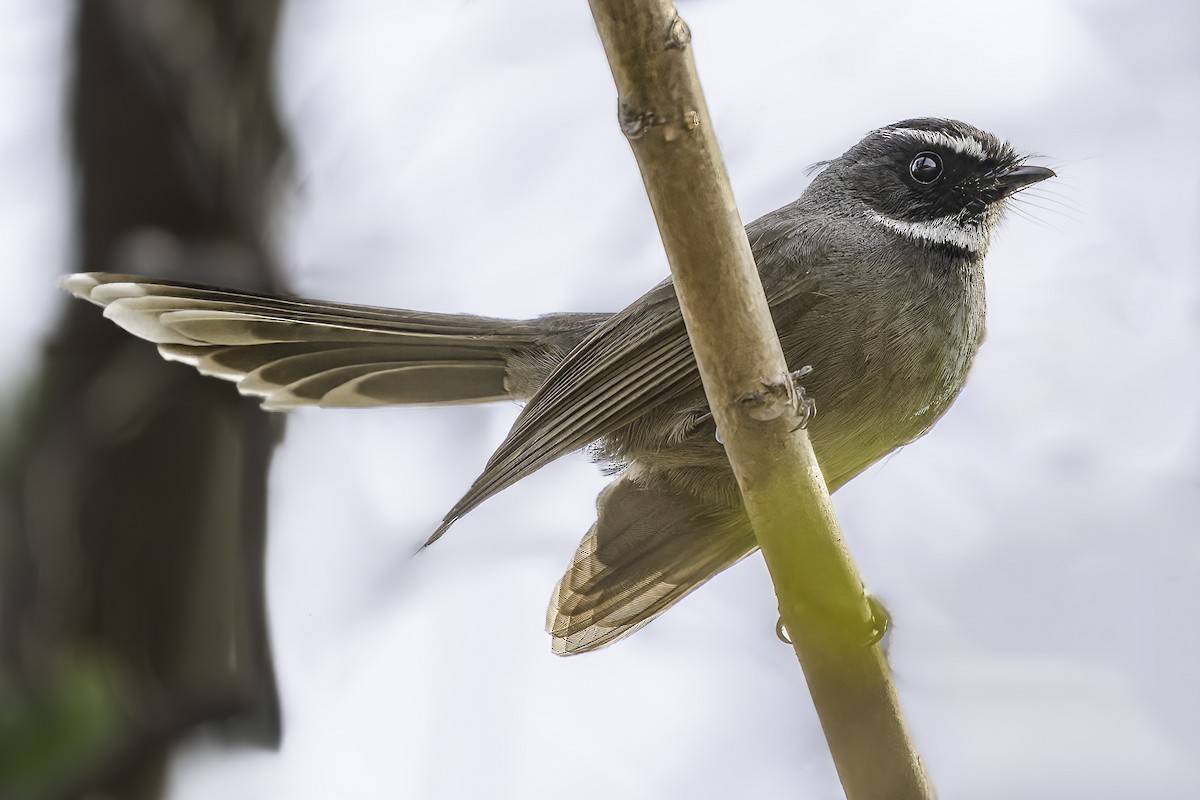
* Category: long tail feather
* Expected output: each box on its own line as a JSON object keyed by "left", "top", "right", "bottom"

{"left": 62, "top": 273, "right": 567, "bottom": 409}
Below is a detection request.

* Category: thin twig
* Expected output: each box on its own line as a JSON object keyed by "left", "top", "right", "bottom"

{"left": 586, "top": 2, "right": 935, "bottom": 797}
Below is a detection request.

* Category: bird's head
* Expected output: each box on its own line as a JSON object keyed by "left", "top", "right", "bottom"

{"left": 811, "top": 118, "right": 1054, "bottom": 257}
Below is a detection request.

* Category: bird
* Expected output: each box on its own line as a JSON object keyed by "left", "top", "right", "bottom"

{"left": 63, "top": 118, "right": 1054, "bottom": 655}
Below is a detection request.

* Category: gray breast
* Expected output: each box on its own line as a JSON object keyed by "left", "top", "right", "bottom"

{"left": 795, "top": 250, "right": 987, "bottom": 490}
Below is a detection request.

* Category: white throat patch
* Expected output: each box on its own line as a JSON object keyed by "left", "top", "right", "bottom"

{"left": 866, "top": 209, "right": 990, "bottom": 253}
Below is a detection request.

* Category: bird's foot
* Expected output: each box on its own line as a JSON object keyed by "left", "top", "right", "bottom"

{"left": 864, "top": 592, "right": 891, "bottom": 648}
{"left": 774, "top": 592, "right": 891, "bottom": 650}
{"left": 735, "top": 366, "right": 816, "bottom": 430}
{"left": 788, "top": 366, "right": 817, "bottom": 431}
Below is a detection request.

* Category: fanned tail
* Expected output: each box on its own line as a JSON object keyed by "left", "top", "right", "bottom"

{"left": 547, "top": 470, "right": 755, "bottom": 655}
{"left": 61, "top": 273, "right": 598, "bottom": 410}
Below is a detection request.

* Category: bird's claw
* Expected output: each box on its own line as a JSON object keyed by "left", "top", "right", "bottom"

{"left": 773, "top": 592, "right": 890, "bottom": 650}
{"left": 864, "top": 593, "right": 891, "bottom": 648}
{"left": 735, "top": 366, "right": 817, "bottom": 429}
{"left": 789, "top": 366, "right": 817, "bottom": 431}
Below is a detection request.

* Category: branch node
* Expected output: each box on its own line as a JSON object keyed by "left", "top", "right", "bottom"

{"left": 618, "top": 100, "right": 697, "bottom": 141}
{"left": 617, "top": 100, "right": 661, "bottom": 139}
{"left": 665, "top": 14, "right": 691, "bottom": 49}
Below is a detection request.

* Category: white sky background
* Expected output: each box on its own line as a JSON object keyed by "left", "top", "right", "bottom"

{"left": 2, "top": 0, "right": 1199, "bottom": 798}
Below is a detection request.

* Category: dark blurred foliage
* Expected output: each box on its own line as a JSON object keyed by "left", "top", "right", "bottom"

{"left": 1, "top": 1, "right": 289, "bottom": 797}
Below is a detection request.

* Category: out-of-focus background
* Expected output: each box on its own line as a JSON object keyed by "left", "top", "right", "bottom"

{"left": 2, "top": 0, "right": 1197, "bottom": 798}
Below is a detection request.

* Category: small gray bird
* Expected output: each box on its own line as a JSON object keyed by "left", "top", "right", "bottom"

{"left": 63, "top": 118, "right": 1053, "bottom": 655}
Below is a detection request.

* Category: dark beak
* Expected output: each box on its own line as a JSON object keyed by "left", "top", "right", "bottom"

{"left": 994, "top": 164, "right": 1056, "bottom": 197}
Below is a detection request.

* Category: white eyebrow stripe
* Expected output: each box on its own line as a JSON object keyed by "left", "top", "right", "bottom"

{"left": 866, "top": 209, "right": 989, "bottom": 253}
{"left": 886, "top": 128, "right": 989, "bottom": 161}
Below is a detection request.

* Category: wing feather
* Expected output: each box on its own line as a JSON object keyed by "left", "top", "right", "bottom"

{"left": 430, "top": 282, "right": 699, "bottom": 540}
{"left": 431, "top": 213, "right": 826, "bottom": 541}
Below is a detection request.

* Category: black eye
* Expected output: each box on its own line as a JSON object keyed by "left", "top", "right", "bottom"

{"left": 909, "top": 151, "right": 943, "bottom": 184}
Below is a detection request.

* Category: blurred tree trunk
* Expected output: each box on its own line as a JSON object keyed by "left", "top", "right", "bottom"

{"left": 1, "top": 1, "right": 288, "bottom": 798}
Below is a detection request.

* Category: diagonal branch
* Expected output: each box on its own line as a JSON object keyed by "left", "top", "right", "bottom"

{"left": 586, "top": 2, "right": 936, "bottom": 797}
